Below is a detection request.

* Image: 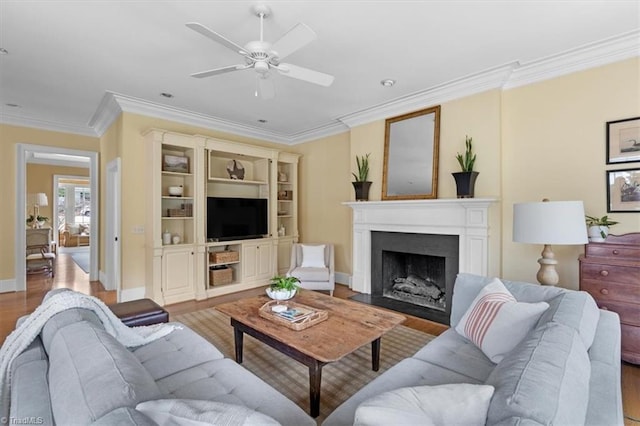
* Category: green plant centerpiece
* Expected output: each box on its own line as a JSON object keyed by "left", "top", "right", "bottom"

{"left": 452, "top": 135, "right": 479, "bottom": 198}
{"left": 27, "top": 214, "right": 49, "bottom": 228}
{"left": 352, "top": 153, "right": 372, "bottom": 201}
{"left": 585, "top": 215, "right": 619, "bottom": 242}
{"left": 266, "top": 275, "right": 300, "bottom": 301}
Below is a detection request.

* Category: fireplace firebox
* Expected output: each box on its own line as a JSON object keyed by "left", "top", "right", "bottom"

{"left": 352, "top": 231, "right": 459, "bottom": 325}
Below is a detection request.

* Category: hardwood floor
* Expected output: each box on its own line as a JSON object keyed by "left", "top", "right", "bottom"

{"left": 1, "top": 253, "right": 638, "bottom": 424}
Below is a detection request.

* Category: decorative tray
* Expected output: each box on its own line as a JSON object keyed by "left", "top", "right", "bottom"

{"left": 258, "top": 300, "right": 328, "bottom": 331}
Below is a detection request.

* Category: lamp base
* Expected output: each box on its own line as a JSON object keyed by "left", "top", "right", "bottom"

{"left": 536, "top": 244, "right": 559, "bottom": 286}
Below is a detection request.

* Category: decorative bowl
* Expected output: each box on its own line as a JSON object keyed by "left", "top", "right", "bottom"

{"left": 168, "top": 186, "right": 183, "bottom": 196}
{"left": 266, "top": 288, "right": 296, "bottom": 301}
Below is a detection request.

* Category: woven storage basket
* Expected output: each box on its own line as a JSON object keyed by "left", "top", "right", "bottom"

{"left": 210, "top": 251, "right": 239, "bottom": 263}
{"left": 209, "top": 267, "right": 233, "bottom": 286}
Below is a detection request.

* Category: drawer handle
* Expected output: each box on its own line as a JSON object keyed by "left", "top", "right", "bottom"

{"left": 599, "top": 270, "right": 609, "bottom": 277}
{"left": 612, "top": 250, "right": 619, "bottom": 255}
{"left": 600, "top": 288, "right": 609, "bottom": 295}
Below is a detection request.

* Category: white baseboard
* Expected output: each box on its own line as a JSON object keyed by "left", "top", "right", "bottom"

{"left": 0, "top": 279, "right": 16, "bottom": 293}
{"left": 335, "top": 271, "right": 352, "bottom": 288}
{"left": 120, "top": 286, "right": 146, "bottom": 302}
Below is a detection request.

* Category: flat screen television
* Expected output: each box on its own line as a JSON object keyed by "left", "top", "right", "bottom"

{"left": 207, "top": 197, "right": 268, "bottom": 241}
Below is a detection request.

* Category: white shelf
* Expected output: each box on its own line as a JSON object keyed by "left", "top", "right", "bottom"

{"left": 161, "top": 216, "right": 194, "bottom": 220}
{"left": 161, "top": 196, "right": 194, "bottom": 200}
{"left": 162, "top": 171, "right": 193, "bottom": 177}
{"left": 208, "top": 177, "right": 267, "bottom": 185}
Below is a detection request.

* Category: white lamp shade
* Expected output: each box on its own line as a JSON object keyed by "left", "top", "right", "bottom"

{"left": 27, "top": 193, "right": 48, "bottom": 207}
{"left": 36, "top": 193, "right": 48, "bottom": 207}
{"left": 513, "top": 200, "right": 588, "bottom": 245}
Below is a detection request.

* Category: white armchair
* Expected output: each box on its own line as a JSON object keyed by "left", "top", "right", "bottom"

{"left": 287, "top": 243, "right": 335, "bottom": 296}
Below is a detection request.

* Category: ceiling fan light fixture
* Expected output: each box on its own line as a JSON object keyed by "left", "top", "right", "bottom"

{"left": 380, "top": 79, "right": 396, "bottom": 87}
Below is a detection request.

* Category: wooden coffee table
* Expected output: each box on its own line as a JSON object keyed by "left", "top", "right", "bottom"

{"left": 216, "top": 291, "right": 405, "bottom": 418}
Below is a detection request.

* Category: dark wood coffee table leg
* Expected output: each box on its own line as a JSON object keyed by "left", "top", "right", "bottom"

{"left": 371, "top": 338, "right": 381, "bottom": 371}
{"left": 234, "top": 326, "right": 244, "bottom": 364}
{"left": 309, "top": 361, "right": 323, "bottom": 418}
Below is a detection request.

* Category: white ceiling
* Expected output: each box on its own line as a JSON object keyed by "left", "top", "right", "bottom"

{"left": 1, "top": 1, "right": 639, "bottom": 144}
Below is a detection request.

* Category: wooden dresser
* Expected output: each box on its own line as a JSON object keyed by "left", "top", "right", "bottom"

{"left": 579, "top": 233, "right": 640, "bottom": 364}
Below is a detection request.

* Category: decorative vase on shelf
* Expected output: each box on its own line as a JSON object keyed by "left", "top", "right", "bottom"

{"left": 587, "top": 225, "right": 609, "bottom": 243}
{"left": 352, "top": 181, "right": 372, "bottom": 201}
{"left": 162, "top": 229, "right": 171, "bottom": 245}
{"left": 452, "top": 171, "right": 479, "bottom": 199}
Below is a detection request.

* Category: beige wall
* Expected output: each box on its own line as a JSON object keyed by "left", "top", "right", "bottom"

{"left": 0, "top": 124, "right": 98, "bottom": 280}
{"left": 26, "top": 164, "right": 90, "bottom": 225}
{"left": 293, "top": 132, "right": 352, "bottom": 274}
{"left": 502, "top": 58, "right": 640, "bottom": 288}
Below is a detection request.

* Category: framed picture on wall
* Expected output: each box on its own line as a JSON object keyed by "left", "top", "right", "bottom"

{"left": 162, "top": 154, "right": 189, "bottom": 173}
{"left": 607, "top": 168, "right": 640, "bottom": 212}
{"left": 606, "top": 116, "right": 640, "bottom": 164}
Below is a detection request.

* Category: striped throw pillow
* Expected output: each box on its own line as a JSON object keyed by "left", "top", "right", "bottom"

{"left": 455, "top": 278, "right": 549, "bottom": 363}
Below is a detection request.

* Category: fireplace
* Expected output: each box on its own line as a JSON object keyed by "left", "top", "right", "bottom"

{"left": 362, "top": 231, "right": 458, "bottom": 324}
{"left": 344, "top": 198, "right": 497, "bottom": 324}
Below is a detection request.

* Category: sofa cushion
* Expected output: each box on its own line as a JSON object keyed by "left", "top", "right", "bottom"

{"left": 48, "top": 321, "right": 162, "bottom": 425}
{"left": 156, "top": 358, "right": 315, "bottom": 426}
{"left": 136, "top": 399, "right": 280, "bottom": 425}
{"left": 10, "top": 359, "right": 54, "bottom": 425}
{"left": 322, "top": 357, "right": 485, "bottom": 426}
{"left": 412, "top": 329, "right": 495, "bottom": 382}
{"left": 353, "top": 384, "right": 494, "bottom": 426}
{"left": 536, "top": 291, "right": 600, "bottom": 350}
{"left": 485, "top": 322, "right": 591, "bottom": 425}
{"left": 290, "top": 266, "right": 330, "bottom": 282}
{"left": 455, "top": 278, "right": 549, "bottom": 363}
{"left": 131, "top": 323, "right": 224, "bottom": 381}
{"left": 90, "top": 407, "right": 157, "bottom": 426}
{"left": 41, "top": 307, "right": 104, "bottom": 351}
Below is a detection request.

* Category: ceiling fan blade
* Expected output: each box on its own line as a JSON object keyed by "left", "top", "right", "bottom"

{"left": 256, "top": 75, "right": 275, "bottom": 100}
{"left": 277, "top": 63, "right": 334, "bottom": 87}
{"left": 271, "top": 23, "right": 317, "bottom": 60}
{"left": 191, "top": 64, "right": 250, "bottom": 78}
{"left": 186, "top": 22, "right": 247, "bottom": 55}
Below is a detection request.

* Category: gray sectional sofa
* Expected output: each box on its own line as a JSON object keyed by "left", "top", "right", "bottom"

{"left": 323, "top": 273, "right": 623, "bottom": 426}
{"left": 9, "top": 299, "right": 316, "bottom": 425}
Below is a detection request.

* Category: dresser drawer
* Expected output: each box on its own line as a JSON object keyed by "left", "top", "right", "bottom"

{"left": 621, "top": 324, "right": 640, "bottom": 365}
{"left": 581, "top": 279, "right": 640, "bottom": 304}
{"left": 596, "top": 300, "right": 640, "bottom": 327}
{"left": 586, "top": 243, "right": 640, "bottom": 261}
{"left": 580, "top": 262, "right": 640, "bottom": 284}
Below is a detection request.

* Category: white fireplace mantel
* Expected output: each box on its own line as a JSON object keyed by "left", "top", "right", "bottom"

{"left": 344, "top": 198, "right": 498, "bottom": 294}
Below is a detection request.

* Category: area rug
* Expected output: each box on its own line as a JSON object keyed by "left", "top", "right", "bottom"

{"left": 70, "top": 250, "right": 90, "bottom": 273}
{"left": 175, "top": 307, "right": 435, "bottom": 423}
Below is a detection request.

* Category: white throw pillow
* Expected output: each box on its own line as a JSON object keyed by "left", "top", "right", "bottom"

{"left": 455, "top": 277, "right": 549, "bottom": 363}
{"left": 136, "top": 399, "right": 280, "bottom": 426}
{"left": 354, "top": 384, "right": 495, "bottom": 426}
{"left": 300, "top": 244, "right": 326, "bottom": 268}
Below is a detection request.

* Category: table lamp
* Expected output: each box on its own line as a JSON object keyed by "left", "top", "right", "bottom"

{"left": 27, "top": 192, "right": 48, "bottom": 228}
{"left": 513, "top": 199, "right": 588, "bottom": 286}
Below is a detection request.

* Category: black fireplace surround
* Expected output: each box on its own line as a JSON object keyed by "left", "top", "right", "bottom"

{"left": 351, "top": 231, "right": 459, "bottom": 325}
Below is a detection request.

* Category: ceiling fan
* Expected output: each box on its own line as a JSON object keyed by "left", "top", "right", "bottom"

{"left": 186, "top": 4, "right": 334, "bottom": 100}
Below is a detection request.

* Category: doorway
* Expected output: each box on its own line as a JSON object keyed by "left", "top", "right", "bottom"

{"left": 15, "top": 144, "right": 99, "bottom": 292}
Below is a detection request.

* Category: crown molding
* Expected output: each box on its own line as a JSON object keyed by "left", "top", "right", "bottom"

{"left": 338, "top": 62, "right": 518, "bottom": 129}
{"left": 0, "top": 113, "right": 99, "bottom": 137}
{"left": 504, "top": 29, "right": 640, "bottom": 89}
{"left": 286, "top": 120, "right": 350, "bottom": 145}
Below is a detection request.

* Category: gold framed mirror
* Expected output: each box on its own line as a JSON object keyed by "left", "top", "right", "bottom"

{"left": 382, "top": 105, "right": 441, "bottom": 200}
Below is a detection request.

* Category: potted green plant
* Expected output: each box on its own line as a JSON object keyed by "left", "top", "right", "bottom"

{"left": 452, "top": 135, "right": 479, "bottom": 198}
{"left": 266, "top": 275, "right": 300, "bottom": 300}
{"left": 27, "top": 214, "right": 49, "bottom": 228}
{"left": 585, "top": 215, "right": 619, "bottom": 242}
{"left": 352, "top": 153, "right": 372, "bottom": 201}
